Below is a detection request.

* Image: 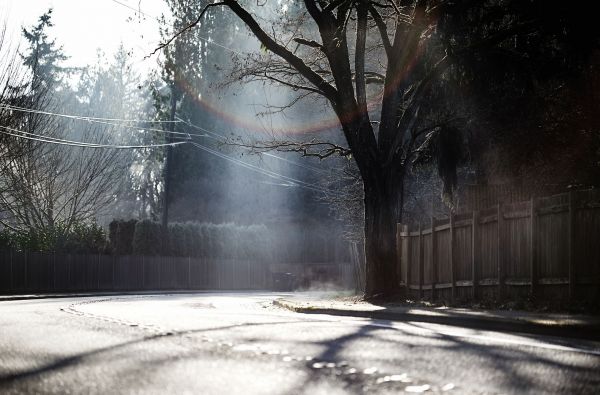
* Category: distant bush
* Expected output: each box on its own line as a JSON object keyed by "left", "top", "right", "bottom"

{"left": 125, "top": 221, "right": 271, "bottom": 261}
{"left": 0, "top": 221, "right": 107, "bottom": 254}
{"left": 108, "top": 219, "right": 137, "bottom": 255}
{"left": 132, "top": 220, "right": 165, "bottom": 256}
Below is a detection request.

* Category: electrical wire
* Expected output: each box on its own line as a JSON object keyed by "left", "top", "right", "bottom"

{"left": 177, "top": 117, "right": 331, "bottom": 175}
{"left": 188, "top": 141, "right": 329, "bottom": 194}
{"left": 0, "top": 124, "right": 329, "bottom": 193}
{"left": 0, "top": 103, "right": 178, "bottom": 124}
{"left": 1, "top": 103, "right": 332, "bottom": 176}
{"left": 0, "top": 104, "right": 207, "bottom": 139}
{"left": 0, "top": 125, "right": 186, "bottom": 149}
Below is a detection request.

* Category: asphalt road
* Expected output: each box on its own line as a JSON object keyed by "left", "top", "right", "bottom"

{"left": 0, "top": 292, "right": 599, "bottom": 394}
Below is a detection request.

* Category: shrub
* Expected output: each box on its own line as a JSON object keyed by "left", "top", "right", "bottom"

{"left": 122, "top": 220, "right": 271, "bottom": 261}
{"left": 132, "top": 220, "right": 164, "bottom": 256}
{"left": 0, "top": 221, "right": 108, "bottom": 254}
{"left": 108, "top": 219, "right": 137, "bottom": 255}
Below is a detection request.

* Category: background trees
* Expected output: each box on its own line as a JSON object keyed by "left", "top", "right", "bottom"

{"left": 160, "top": 0, "right": 599, "bottom": 296}
{"left": 0, "top": 11, "right": 157, "bottom": 234}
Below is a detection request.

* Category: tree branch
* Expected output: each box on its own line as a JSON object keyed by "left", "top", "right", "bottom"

{"left": 148, "top": 2, "right": 227, "bottom": 59}
{"left": 368, "top": 5, "right": 392, "bottom": 58}
{"left": 229, "top": 138, "right": 352, "bottom": 159}
{"left": 224, "top": 0, "right": 339, "bottom": 103}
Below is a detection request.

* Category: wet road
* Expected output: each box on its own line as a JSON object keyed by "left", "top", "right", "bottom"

{"left": 0, "top": 292, "right": 599, "bottom": 394}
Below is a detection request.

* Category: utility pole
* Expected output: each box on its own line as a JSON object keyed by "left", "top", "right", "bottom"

{"left": 161, "top": 89, "right": 177, "bottom": 229}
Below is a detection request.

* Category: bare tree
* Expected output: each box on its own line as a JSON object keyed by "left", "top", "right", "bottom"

{"left": 0, "top": 12, "right": 126, "bottom": 233}
{"left": 155, "top": 0, "right": 568, "bottom": 296}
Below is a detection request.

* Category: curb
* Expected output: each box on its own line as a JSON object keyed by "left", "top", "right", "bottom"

{"left": 0, "top": 290, "right": 213, "bottom": 302}
{"left": 273, "top": 299, "right": 600, "bottom": 341}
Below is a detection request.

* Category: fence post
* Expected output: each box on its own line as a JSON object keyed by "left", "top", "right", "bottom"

{"left": 568, "top": 191, "right": 575, "bottom": 300}
{"left": 10, "top": 250, "right": 13, "bottom": 291}
{"left": 112, "top": 255, "right": 115, "bottom": 291}
{"left": 472, "top": 210, "right": 479, "bottom": 300}
{"left": 24, "top": 251, "right": 28, "bottom": 291}
{"left": 53, "top": 251, "right": 56, "bottom": 291}
{"left": 431, "top": 216, "right": 437, "bottom": 301}
{"left": 450, "top": 211, "right": 455, "bottom": 302}
{"left": 418, "top": 221, "right": 424, "bottom": 299}
{"left": 188, "top": 256, "right": 191, "bottom": 289}
{"left": 497, "top": 204, "right": 504, "bottom": 300}
{"left": 530, "top": 197, "right": 538, "bottom": 297}
{"left": 396, "top": 223, "right": 403, "bottom": 288}
{"left": 159, "top": 256, "right": 162, "bottom": 290}
{"left": 405, "top": 225, "right": 412, "bottom": 296}
{"left": 97, "top": 254, "right": 100, "bottom": 290}
{"left": 142, "top": 255, "right": 145, "bottom": 290}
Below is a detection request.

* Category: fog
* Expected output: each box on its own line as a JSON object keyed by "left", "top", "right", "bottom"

{"left": 1, "top": 1, "right": 598, "bottom": 292}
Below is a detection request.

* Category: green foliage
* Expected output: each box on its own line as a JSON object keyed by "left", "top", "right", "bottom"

{"left": 126, "top": 221, "right": 271, "bottom": 261}
{"left": 0, "top": 222, "right": 107, "bottom": 253}
{"left": 20, "top": 8, "right": 73, "bottom": 91}
{"left": 132, "top": 220, "right": 165, "bottom": 256}
{"left": 108, "top": 219, "right": 138, "bottom": 255}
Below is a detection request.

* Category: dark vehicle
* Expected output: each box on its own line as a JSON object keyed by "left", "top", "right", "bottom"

{"left": 271, "top": 272, "right": 298, "bottom": 291}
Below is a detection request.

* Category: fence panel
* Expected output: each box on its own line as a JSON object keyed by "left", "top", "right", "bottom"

{"left": 576, "top": 190, "right": 600, "bottom": 290}
{"left": 503, "top": 202, "right": 531, "bottom": 282}
{"left": 28, "top": 252, "right": 54, "bottom": 292}
{"left": 435, "top": 225, "right": 451, "bottom": 285}
{"left": 0, "top": 251, "right": 11, "bottom": 291}
{"left": 453, "top": 218, "right": 472, "bottom": 283}
{"left": 399, "top": 189, "right": 600, "bottom": 303}
{"left": 478, "top": 211, "right": 499, "bottom": 282}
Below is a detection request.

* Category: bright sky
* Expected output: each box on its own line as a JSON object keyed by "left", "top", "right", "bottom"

{"left": 0, "top": 0, "right": 169, "bottom": 73}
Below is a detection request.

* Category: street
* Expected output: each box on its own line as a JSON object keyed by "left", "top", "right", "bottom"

{"left": 0, "top": 292, "right": 599, "bottom": 394}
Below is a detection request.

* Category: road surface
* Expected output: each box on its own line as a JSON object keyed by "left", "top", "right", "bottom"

{"left": 0, "top": 292, "right": 599, "bottom": 394}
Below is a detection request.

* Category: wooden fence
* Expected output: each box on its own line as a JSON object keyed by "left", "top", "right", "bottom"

{"left": 397, "top": 189, "right": 600, "bottom": 302}
{"left": 0, "top": 253, "right": 271, "bottom": 294}
{"left": 0, "top": 251, "right": 356, "bottom": 294}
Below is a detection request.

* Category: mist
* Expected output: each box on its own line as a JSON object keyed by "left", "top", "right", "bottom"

{"left": 1, "top": 0, "right": 598, "bottom": 295}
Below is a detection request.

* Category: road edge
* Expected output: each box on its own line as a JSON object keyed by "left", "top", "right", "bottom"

{"left": 273, "top": 299, "right": 600, "bottom": 341}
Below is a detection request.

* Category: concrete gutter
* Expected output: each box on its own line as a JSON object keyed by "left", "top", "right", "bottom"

{"left": 274, "top": 298, "right": 600, "bottom": 341}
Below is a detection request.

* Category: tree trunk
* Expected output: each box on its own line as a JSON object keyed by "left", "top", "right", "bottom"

{"left": 363, "top": 175, "right": 401, "bottom": 297}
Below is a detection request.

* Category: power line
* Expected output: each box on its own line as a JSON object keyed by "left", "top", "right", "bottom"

{"left": 178, "top": 117, "right": 331, "bottom": 175}
{"left": 1, "top": 103, "right": 330, "bottom": 191}
{"left": 0, "top": 104, "right": 178, "bottom": 124}
{"left": 0, "top": 104, "right": 208, "bottom": 139}
{"left": 189, "top": 140, "right": 328, "bottom": 193}
{"left": 1, "top": 103, "right": 332, "bottom": 178}
{"left": 188, "top": 141, "right": 329, "bottom": 194}
{"left": 0, "top": 125, "right": 186, "bottom": 149}
{"left": 0, "top": 124, "right": 329, "bottom": 193}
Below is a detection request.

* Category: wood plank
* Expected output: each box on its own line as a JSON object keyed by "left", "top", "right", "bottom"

{"left": 568, "top": 191, "right": 575, "bottom": 299}
{"left": 453, "top": 219, "right": 473, "bottom": 228}
{"left": 450, "top": 211, "right": 455, "bottom": 301}
{"left": 419, "top": 222, "right": 424, "bottom": 299}
{"left": 472, "top": 210, "right": 479, "bottom": 299}
{"left": 497, "top": 204, "right": 504, "bottom": 299}
{"left": 434, "top": 223, "right": 451, "bottom": 232}
{"left": 530, "top": 197, "right": 538, "bottom": 296}
{"left": 505, "top": 278, "right": 532, "bottom": 286}
{"left": 538, "top": 277, "right": 569, "bottom": 285}
{"left": 576, "top": 276, "right": 600, "bottom": 285}
{"left": 479, "top": 278, "right": 500, "bottom": 286}
{"left": 431, "top": 216, "right": 437, "bottom": 300}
